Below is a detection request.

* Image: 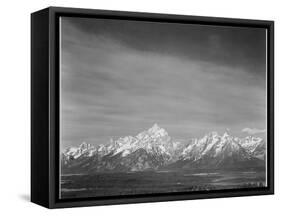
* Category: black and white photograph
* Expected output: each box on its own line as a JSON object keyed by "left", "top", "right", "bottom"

{"left": 0, "top": 0, "right": 278, "bottom": 213}
{"left": 59, "top": 16, "right": 268, "bottom": 199}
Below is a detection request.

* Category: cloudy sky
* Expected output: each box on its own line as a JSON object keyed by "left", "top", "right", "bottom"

{"left": 60, "top": 16, "right": 267, "bottom": 150}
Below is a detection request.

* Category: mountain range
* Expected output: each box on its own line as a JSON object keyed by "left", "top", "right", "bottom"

{"left": 61, "top": 124, "right": 266, "bottom": 174}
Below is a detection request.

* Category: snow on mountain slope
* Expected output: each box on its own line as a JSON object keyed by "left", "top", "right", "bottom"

{"left": 61, "top": 124, "right": 266, "bottom": 173}
{"left": 62, "top": 124, "right": 174, "bottom": 172}
{"left": 240, "top": 136, "right": 266, "bottom": 160}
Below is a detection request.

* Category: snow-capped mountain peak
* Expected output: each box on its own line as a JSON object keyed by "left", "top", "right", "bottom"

{"left": 149, "top": 123, "right": 161, "bottom": 132}
{"left": 222, "top": 129, "right": 231, "bottom": 138}
{"left": 148, "top": 123, "right": 168, "bottom": 137}
{"left": 61, "top": 127, "right": 266, "bottom": 173}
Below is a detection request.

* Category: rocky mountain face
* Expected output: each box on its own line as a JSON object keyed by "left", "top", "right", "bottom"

{"left": 61, "top": 124, "right": 266, "bottom": 174}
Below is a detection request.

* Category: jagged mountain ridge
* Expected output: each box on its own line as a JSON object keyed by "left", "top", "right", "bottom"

{"left": 61, "top": 124, "right": 266, "bottom": 173}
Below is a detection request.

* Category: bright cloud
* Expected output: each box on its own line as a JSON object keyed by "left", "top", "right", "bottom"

{"left": 242, "top": 128, "right": 266, "bottom": 135}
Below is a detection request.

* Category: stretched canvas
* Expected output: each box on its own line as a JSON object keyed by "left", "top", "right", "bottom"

{"left": 59, "top": 17, "right": 268, "bottom": 199}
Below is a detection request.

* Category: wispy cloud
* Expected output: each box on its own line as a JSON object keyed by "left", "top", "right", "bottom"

{"left": 60, "top": 17, "right": 267, "bottom": 150}
{"left": 242, "top": 128, "right": 266, "bottom": 135}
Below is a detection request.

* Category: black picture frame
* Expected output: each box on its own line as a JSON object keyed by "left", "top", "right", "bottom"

{"left": 31, "top": 6, "right": 274, "bottom": 209}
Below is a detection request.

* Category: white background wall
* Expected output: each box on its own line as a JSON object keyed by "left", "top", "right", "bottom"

{"left": 0, "top": 0, "right": 279, "bottom": 214}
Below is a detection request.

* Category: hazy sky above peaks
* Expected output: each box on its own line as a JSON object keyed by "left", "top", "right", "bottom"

{"left": 60, "top": 16, "right": 267, "bottom": 150}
